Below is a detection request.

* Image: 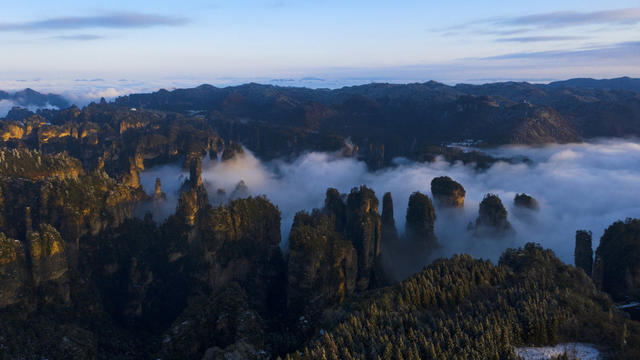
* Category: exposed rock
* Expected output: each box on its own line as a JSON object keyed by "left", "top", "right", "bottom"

{"left": 324, "top": 188, "right": 346, "bottom": 233}
{"left": 430, "top": 176, "right": 465, "bottom": 208}
{"left": 198, "top": 197, "right": 284, "bottom": 310}
{"left": 574, "top": 230, "right": 593, "bottom": 276}
{"left": 345, "top": 186, "right": 382, "bottom": 290}
{"left": 381, "top": 192, "right": 399, "bottom": 244}
{"left": 177, "top": 186, "right": 208, "bottom": 227}
{"left": 0, "top": 169, "right": 141, "bottom": 248}
{"left": 286, "top": 210, "right": 357, "bottom": 318}
{"left": 221, "top": 141, "right": 244, "bottom": 161}
{"left": 514, "top": 193, "right": 540, "bottom": 211}
{"left": 122, "top": 154, "right": 143, "bottom": 188}
{"left": 27, "top": 224, "right": 70, "bottom": 305}
{"left": 153, "top": 177, "right": 166, "bottom": 200}
{"left": 0, "top": 121, "right": 25, "bottom": 141}
{"left": 0, "top": 149, "right": 83, "bottom": 181}
{"left": 0, "top": 233, "right": 27, "bottom": 308}
{"left": 177, "top": 157, "right": 209, "bottom": 226}
{"left": 0, "top": 223, "right": 69, "bottom": 310}
{"left": 405, "top": 191, "right": 437, "bottom": 250}
{"left": 4, "top": 106, "right": 34, "bottom": 121}
{"left": 473, "top": 194, "right": 513, "bottom": 237}
{"left": 230, "top": 180, "right": 249, "bottom": 199}
{"left": 593, "top": 218, "right": 640, "bottom": 300}
{"left": 286, "top": 186, "right": 384, "bottom": 322}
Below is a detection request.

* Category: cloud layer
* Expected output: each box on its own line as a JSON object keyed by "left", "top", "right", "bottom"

{"left": 498, "top": 7, "right": 640, "bottom": 28}
{"left": 0, "top": 99, "right": 59, "bottom": 117}
{"left": 495, "top": 36, "right": 587, "bottom": 43}
{"left": 0, "top": 12, "right": 189, "bottom": 32}
{"left": 139, "top": 139, "right": 640, "bottom": 266}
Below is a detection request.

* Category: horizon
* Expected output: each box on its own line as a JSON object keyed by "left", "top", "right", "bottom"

{"left": 1, "top": 1, "right": 640, "bottom": 104}
{"left": 2, "top": 74, "right": 639, "bottom": 109}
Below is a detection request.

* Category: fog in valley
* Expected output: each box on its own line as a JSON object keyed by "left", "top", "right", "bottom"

{"left": 139, "top": 138, "right": 640, "bottom": 265}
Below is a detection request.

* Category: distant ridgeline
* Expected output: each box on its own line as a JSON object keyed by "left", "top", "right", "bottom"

{"left": 0, "top": 80, "right": 639, "bottom": 358}
{"left": 0, "top": 88, "right": 69, "bottom": 110}
{"left": 1, "top": 77, "right": 640, "bottom": 169}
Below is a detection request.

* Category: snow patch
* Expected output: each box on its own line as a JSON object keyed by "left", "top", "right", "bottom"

{"left": 515, "top": 343, "right": 600, "bottom": 359}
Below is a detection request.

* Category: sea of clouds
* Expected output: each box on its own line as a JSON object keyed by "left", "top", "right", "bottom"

{"left": 138, "top": 138, "right": 640, "bottom": 266}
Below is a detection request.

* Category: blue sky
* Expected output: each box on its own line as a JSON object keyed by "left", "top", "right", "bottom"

{"left": 0, "top": 0, "right": 639, "bottom": 92}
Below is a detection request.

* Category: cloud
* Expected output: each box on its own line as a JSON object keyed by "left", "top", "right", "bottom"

{"left": 0, "top": 99, "right": 59, "bottom": 117}
{"left": 50, "top": 34, "right": 104, "bottom": 41}
{"left": 495, "top": 36, "right": 587, "bottom": 43}
{"left": 498, "top": 7, "right": 640, "bottom": 28}
{"left": 0, "top": 100, "right": 17, "bottom": 117}
{"left": 484, "top": 40, "right": 640, "bottom": 60}
{"left": 0, "top": 12, "right": 189, "bottom": 32}
{"left": 431, "top": 7, "right": 640, "bottom": 50}
{"left": 139, "top": 139, "right": 640, "bottom": 270}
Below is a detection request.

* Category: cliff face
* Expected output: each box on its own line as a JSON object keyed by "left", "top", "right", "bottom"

{"left": 0, "top": 233, "right": 27, "bottom": 308}
{"left": 574, "top": 230, "right": 593, "bottom": 276}
{"left": 177, "top": 158, "right": 209, "bottom": 226}
{"left": 287, "top": 211, "right": 357, "bottom": 319}
{"left": 0, "top": 224, "right": 69, "bottom": 310}
{"left": 37, "top": 173, "right": 142, "bottom": 242}
{"left": 221, "top": 141, "right": 244, "bottom": 161}
{"left": 473, "top": 194, "right": 514, "bottom": 237}
{"left": 345, "top": 186, "right": 382, "bottom": 290}
{"left": 381, "top": 192, "right": 399, "bottom": 245}
{"left": 405, "top": 191, "right": 438, "bottom": 251}
{"left": 27, "top": 224, "right": 70, "bottom": 305}
{"left": 514, "top": 193, "right": 540, "bottom": 211}
{"left": 594, "top": 218, "right": 640, "bottom": 300}
{"left": 287, "top": 186, "right": 383, "bottom": 320}
{"left": 198, "top": 196, "right": 283, "bottom": 304}
{"left": 0, "top": 149, "right": 83, "bottom": 181}
{"left": 0, "top": 150, "right": 142, "bottom": 247}
{"left": 430, "top": 176, "right": 465, "bottom": 208}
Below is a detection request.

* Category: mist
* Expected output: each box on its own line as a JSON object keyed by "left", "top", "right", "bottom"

{"left": 138, "top": 138, "right": 640, "bottom": 265}
{"left": 0, "top": 99, "right": 59, "bottom": 117}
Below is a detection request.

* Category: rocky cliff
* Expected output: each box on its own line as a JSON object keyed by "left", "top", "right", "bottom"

{"left": 287, "top": 186, "right": 383, "bottom": 322}
{"left": 593, "top": 218, "right": 640, "bottom": 300}
{"left": 381, "top": 192, "right": 399, "bottom": 245}
{"left": 405, "top": 191, "right": 438, "bottom": 251}
{"left": 473, "top": 194, "right": 514, "bottom": 237}
{"left": 514, "top": 193, "right": 540, "bottom": 211}
{"left": 430, "top": 176, "right": 465, "bottom": 208}
{"left": 0, "top": 223, "right": 69, "bottom": 310}
{"left": 574, "top": 230, "right": 593, "bottom": 276}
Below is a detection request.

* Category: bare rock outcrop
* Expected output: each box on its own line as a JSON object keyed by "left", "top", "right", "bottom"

{"left": 431, "top": 176, "right": 465, "bottom": 208}
{"left": 405, "top": 191, "right": 438, "bottom": 250}
{"left": 473, "top": 194, "right": 514, "bottom": 237}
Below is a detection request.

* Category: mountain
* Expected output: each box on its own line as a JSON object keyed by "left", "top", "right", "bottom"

{"left": 1, "top": 84, "right": 640, "bottom": 358}
{"left": 546, "top": 76, "right": 640, "bottom": 92}
{"left": 114, "top": 78, "right": 640, "bottom": 167}
{"left": 0, "top": 88, "right": 70, "bottom": 109}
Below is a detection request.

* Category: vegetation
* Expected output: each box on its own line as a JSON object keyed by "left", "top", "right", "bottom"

{"left": 430, "top": 176, "right": 466, "bottom": 207}
{"left": 405, "top": 191, "right": 437, "bottom": 248}
{"left": 594, "top": 218, "right": 640, "bottom": 300}
{"left": 284, "top": 244, "right": 640, "bottom": 360}
{"left": 574, "top": 230, "right": 593, "bottom": 276}
{"left": 0, "top": 87, "right": 639, "bottom": 358}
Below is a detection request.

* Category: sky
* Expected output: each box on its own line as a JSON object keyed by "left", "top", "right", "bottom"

{"left": 1, "top": 1, "right": 639, "bottom": 97}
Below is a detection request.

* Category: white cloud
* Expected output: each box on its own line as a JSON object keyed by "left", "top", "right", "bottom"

{"left": 139, "top": 139, "right": 640, "bottom": 268}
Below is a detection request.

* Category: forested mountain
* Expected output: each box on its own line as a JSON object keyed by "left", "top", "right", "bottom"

{"left": 0, "top": 88, "right": 69, "bottom": 109}
{"left": 112, "top": 78, "right": 640, "bottom": 168}
{"left": 0, "top": 80, "right": 639, "bottom": 359}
